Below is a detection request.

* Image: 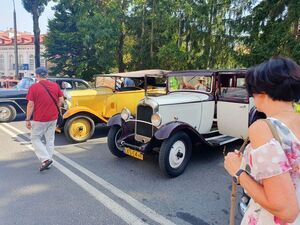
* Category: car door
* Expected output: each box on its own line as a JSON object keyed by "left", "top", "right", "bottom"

{"left": 216, "top": 73, "right": 253, "bottom": 139}
{"left": 115, "top": 89, "right": 145, "bottom": 116}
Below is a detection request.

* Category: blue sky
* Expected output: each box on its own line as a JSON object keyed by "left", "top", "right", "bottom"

{"left": 1, "top": 0, "right": 56, "bottom": 34}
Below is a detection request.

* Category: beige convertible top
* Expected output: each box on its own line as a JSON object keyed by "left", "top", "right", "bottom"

{"left": 95, "top": 69, "right": 169, "bottom": 78}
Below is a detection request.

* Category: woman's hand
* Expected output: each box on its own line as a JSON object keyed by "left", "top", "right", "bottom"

{"left": 224, "top": 150, "right": 242, "bottom": 177}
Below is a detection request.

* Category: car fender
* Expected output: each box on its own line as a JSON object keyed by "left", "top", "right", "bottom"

{"left": 107, "top": 114, "right": 122, "bottom": 127}
{"left": 154, "top": 121, "right": 206, "bottom": 144}
{"left": 63, "top": 106, "right": 108, "bottom": 123}
{"left": 0, "top": 99, "right": 25, "bottom": 113}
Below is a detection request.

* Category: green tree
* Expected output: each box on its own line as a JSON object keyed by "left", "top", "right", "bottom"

{"left": 22, "top": 0, "right": 50, "bottom": 68}
{"left": 235, "top": 0, "right": 300, "bottom": 66}
{"left": 45, "top": 0, "right": 120, "bottom": 80}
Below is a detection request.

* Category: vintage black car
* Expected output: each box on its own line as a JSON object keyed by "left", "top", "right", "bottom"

{"left": 0, "top": 77, "right": 91, "bottom": 122}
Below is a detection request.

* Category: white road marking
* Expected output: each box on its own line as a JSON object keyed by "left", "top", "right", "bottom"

{"left": 54, "top": 160, "right": 148, "bottom": 225}
{"left": 2, "top": 123, "right": 177, "bottom": 225}
{"left": 0, "top": 124, "right": 148, "bottom": 225}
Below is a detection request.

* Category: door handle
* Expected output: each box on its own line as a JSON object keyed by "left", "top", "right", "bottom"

{"left": 239, "top": 105, "right": 246, "bottom": 108}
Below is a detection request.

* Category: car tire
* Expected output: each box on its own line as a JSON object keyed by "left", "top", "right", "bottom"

{"left": 159, "top": 131, "right": 192, "bottom": 178}
{"left": 107, "top": 125, "right": 126, "bottom": 158}
{"left": 64, "top": 115, "right": 95, "bottom": 143}
{"left": 0, "top": 105, "right": 17, "bottom": 122}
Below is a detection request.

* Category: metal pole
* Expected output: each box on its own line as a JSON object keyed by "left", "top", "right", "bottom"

{"left": 13, "top": 0, "right": 19, "bottom": 79}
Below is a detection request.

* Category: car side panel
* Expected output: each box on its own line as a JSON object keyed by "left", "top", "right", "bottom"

{"left": 103, "top": 94, "right": 118, "bottom": 118}
{"left": 159, "top": 102, "right": 202, "bottom": 130}
{"left": 69, "top": 89, "right": 112, "bottom": 118}
{"left": 63, "top": 106, "right": 108, "bottom": 123}
{"left": 198, "top": 101, "right": 215, "bottom": 133}
{"left": 115, "top": 90, "right": 145, "bottom": 115}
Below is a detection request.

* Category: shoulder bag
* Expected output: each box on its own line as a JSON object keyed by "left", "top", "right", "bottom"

{"left": 39, "top": 82, "right": 64, "bottom": 126}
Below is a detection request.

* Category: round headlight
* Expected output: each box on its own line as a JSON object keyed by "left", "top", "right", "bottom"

{"left": 121, "top": 108, "right": 131, "bottom": 121}
{"left": 151, "top": 113, "right": 162, "bottom": 127}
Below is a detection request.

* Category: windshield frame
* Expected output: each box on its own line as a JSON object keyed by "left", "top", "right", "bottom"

{"left": 167, "top": 75, "right": 214, "bottom": 94}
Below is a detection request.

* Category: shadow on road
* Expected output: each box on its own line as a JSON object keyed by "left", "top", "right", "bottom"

{"left": 54, "top": 124, "right": 110, "bottom": 146}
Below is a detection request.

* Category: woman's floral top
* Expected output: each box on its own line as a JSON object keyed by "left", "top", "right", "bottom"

{"left": 241, "top": 117, "right": 300, "bottom": 225}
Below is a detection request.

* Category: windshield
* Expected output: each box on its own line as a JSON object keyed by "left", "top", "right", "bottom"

{"left": 168, "top": 76, "right": 212, "bottom": 93}
{"left": 95, "top": 76, "right": 166, "bottom": 91}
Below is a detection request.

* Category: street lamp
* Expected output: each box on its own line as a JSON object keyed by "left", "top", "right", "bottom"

{"left": 12, "top": 0, "right": 19, "bottom": 79}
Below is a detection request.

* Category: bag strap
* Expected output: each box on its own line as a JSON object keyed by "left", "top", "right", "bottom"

{"left": 263, "top": 119, "right": 282, "bottom": 146}
{"left": 39, "top": 82, "right": 60, "bottom": 113}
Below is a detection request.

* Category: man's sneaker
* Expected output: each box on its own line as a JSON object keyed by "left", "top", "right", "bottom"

{"left": 40, "top": 160, "right": 53, "bottom": 171}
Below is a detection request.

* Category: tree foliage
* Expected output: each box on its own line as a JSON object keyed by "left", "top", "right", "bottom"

{"left": 22, "top": 0, "right": 50, "bottom": 68}
{"left": 45, "top": 0, "right": 300, "bottom": 80}
{"left": 235, "top": 0, "right": 300, "bottom": 66}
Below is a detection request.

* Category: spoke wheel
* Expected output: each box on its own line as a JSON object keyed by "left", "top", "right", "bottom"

{"left": 0, "top": 105, "right": 17, "bottom": 122}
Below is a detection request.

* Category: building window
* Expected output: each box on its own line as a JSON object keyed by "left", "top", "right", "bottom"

{"left": 29, "top": 55, "right": 34, "bottom": 70}
{"left": 0, "top": 55, "right": 4, "bottom": 70}
{"left": 9, "top": 55, "right": 13, "bottom": 70}
{"left": 19, "top": 54, "right": 24, "bottom": 66}
{"left": 40, "top": 57, "right": 45, "bottom": 67}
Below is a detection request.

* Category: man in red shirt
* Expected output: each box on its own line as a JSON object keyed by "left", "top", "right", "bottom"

{"left": 26, "top": 67, "right": 64, "bottom": 171}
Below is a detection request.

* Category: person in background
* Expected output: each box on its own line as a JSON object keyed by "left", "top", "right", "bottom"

{"left": 16, "top": 72, "right": 35, "bottom": 90}
{"left": 169, "top": 76, "right": 179, "bottom": 90}
{"left": 124, "top": 77, "right": 135, "bottom": 87}
{"left": 224, "top": 57, "right": 300, "bottom": 225}
{"left": 116, "top": 77, "right": 124, "bottom": 90}
{"left": 194, "top": 77, "right": 206, "bottom": 90}
{"left": 25, "top": 67, "right": 64, "bottom": 171}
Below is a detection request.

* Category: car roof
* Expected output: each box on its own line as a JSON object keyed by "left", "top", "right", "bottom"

{"left": 95, "top": 69, "right": 169, "bottom": 78}
{"left": 48, "top": 77, "right": 86, "bottom": 81}
{"left": 217, "top": 69, "right": 247, "bottom": 75}
{"left": 167, "top": 70, "right": 215, "bottom": 77}
{"left": 167, "top": 69, "right": 247, "bottom": 77}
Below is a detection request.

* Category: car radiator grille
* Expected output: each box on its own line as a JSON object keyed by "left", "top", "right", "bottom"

{"left": 136, "top": 105, "right": 153, "bottom": 138}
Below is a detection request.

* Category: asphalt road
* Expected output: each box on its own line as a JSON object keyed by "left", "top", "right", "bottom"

{"left": 0, "top": 120, "right": 243, "bottom": 225}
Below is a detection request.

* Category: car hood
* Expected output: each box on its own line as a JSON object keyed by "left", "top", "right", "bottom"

{"left": 67, "top": 87, "right": 113, "bottom": 97}
{"left": 146, "top": 91, "right": 210, "bottom": 106}
{"left": 0, "top": 89, "right": 28, "bottom": 98}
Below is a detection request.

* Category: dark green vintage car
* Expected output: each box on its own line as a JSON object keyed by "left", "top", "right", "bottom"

{"left": 0, "top": 77, "right": 91, "bottom": 122}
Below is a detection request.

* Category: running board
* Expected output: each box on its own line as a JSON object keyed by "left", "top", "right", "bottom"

{"left": 205, "top": 134, "right": 239, "bottom": 147}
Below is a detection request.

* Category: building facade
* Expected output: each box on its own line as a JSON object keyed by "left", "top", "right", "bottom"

{"left": 0, "top": 29, "right": 47, "bottom": 79}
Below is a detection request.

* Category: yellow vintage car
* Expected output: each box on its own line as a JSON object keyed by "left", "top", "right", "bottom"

{"left": 295, "top": 103, "right": 300, "bottom": 113}
{"left": 60, "top": 70, "right": 167, "bottom": 143}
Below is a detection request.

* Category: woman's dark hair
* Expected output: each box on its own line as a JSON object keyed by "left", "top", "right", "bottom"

{"left": 246, "top": 57, "right": 300, "bottom": 102}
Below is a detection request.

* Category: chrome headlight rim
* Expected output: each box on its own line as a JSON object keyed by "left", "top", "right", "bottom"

{"left": 121, "top": 108, "right": 131, "bottom": 121}
{"left": 151, "top": 113, "right": 162, "bottom": 127}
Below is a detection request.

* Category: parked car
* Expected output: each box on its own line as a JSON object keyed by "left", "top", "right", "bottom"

{"left": 0, "top": 77, "right": 91, "bottom": 122}
{"left": 59, "top": 70, "right": 167, "bottom": 143}
{"left": 107, "top": 69, "right": 252, "bottom": 177}
{"left": 295, "top": 102, "right": 300, "bottom": 113}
